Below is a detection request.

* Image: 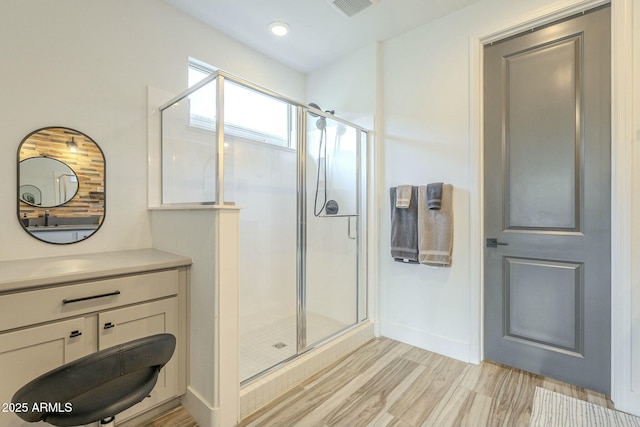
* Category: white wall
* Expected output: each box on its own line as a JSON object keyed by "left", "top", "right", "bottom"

{"left": 150, "top": 207, "right": 241, "bottom": 427}
{"left": 306, "top": 44, "right": 378, "bottom": 129}
{"left": 0, "top": 0, "right": 304, "bottom": 261}
{"left": 621, "top": 0, "right": 640, "bottom": 414}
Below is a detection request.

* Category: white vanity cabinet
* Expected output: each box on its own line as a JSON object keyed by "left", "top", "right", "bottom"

{"left": 0, "top": 318, "right": 87, "bottom": 427}
{"left": 0, "top": 249, "right": 191, "bottom": 427}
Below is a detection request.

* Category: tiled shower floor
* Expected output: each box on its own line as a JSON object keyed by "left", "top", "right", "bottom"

{"left": 240, "top": 312, "right": 348, "bottom": 382}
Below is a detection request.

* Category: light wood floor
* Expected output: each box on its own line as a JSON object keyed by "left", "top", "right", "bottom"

{"left": 144, "top": 405, "right": 198, "bottom": 427}
{"left": 148, "top": 337, "right": 612, "bottom": 427}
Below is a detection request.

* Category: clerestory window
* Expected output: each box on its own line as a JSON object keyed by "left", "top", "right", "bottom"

{"left": 188, "top": 61, "right": 295, "bottom": 149}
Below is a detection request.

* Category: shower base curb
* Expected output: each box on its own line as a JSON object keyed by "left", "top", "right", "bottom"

{"left": 239, "top": 321, "right": 375, "bottom": 419}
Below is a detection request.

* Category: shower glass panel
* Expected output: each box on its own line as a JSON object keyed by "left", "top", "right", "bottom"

{"left": 304, "top": 113, "right": 360, "bottom": 348}
{"left": 222, "top": 79, "right": 299, "bottom": 382}
{"left": 161, "top": 76, "right": 218, "bottom": 204}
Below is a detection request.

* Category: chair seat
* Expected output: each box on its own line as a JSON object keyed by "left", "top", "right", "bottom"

{"left": 12, "top": 333, "right": 176, "bottom": 426}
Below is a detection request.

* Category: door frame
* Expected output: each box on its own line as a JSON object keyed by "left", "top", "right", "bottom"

{"left": 468, "top": 0, "right": 634, "bottom": 407}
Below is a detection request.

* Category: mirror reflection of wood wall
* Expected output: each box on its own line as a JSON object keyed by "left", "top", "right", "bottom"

{"left": 18, "top": 127, "right": 105, "bottom": 243}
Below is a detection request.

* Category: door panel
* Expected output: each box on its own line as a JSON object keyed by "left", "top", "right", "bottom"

{"left": 304, "top": 113, "right": 359, "bottom": 349}
{"left": 505, "top": 36, "right": 581, "bottom": 231}
{"left": 505, "top": 257, "right": 582, "bottom": 352}
{"left": 484, "top": 6, "right": 611, "bottom": 394}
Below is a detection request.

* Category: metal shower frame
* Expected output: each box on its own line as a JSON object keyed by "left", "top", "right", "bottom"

{"left": 159, "top": 70, "right": 370, "bottom": 384}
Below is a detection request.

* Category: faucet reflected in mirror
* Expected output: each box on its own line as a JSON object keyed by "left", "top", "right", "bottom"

{"left": 17, "top": 127, "right": 106, "bottom": 244}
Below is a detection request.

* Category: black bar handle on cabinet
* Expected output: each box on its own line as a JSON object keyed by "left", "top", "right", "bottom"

{"left": 62, "top": 290, "right": 121, "bottom": 305}
{"left": 103, "top": 322, "right": 115, "bottom": 330}
{"left": 69, "top": 330, "right": 82, "bottom": 338}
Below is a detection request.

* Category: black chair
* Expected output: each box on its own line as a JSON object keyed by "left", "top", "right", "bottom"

{"left": 12, "top": 333, "right": 176, "bottom": 427}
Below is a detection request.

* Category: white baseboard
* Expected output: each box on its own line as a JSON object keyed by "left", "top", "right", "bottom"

{"left": 380, "top": 320, "right": 472, "bottom": 363}
{"left": 182, "top": 386, "right": 220, "bottom": 427}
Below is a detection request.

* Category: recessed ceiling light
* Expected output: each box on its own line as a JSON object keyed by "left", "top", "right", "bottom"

{"left": 269, "top": 21, "right": 290, "bottom": 37}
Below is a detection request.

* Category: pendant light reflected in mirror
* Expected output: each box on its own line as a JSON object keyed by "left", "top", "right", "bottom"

{"left": 67, "top": 137, "right": 78, "bottom": 153}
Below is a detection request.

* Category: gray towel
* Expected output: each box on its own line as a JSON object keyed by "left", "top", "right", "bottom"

{"left": 396, "top": 185, "right": 413, "bottom": 208}
{"left": 418, "top": 184, "right": 453, "bottom": 266}
{"left": 427, "top": 182, "right": 443, "bottom": 210}
{"left": 390, "top": 187, "right": 419, "bottom": 263}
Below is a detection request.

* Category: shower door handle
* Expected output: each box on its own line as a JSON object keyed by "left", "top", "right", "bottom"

{"left": 347, "top": 216, "right": 357, "bottom": 240}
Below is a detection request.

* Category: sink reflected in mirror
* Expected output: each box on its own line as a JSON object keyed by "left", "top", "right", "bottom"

{"left": 17, "top": 127, "right": 106, "bottom": 244}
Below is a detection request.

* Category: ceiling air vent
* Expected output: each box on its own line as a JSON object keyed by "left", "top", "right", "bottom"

{"left": 328, "top": 0, "right": 380, "bottom": 17}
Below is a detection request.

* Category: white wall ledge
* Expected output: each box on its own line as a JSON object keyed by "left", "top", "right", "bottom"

{"left": 148, "top": 204, "right": 242, "bottom": 211}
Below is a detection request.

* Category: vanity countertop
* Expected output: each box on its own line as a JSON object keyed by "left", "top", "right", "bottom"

{"left": 0, "top": 248, "right": 192, "bottom": 293}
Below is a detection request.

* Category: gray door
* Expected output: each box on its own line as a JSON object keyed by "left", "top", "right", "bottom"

{"left": 483, "top": 6, "right": 611, "bottom": 394}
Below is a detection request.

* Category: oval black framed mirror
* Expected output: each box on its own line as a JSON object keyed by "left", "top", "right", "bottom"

{"left": 20, "top": 157, "right": 79, "bottom": 207}
{"left": 17, "top": 127, "right": 106, "bottom": 244}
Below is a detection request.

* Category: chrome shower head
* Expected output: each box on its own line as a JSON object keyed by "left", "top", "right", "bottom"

{"left": 308, "top": 103, "right": 322, "bottom": 118}
{"left": 309, "top": 102, "right": 335, "bottom": 130}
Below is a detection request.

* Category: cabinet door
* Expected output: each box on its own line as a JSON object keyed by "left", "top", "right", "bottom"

{"left": 0, "top": 318, "right": 86, "bottom": 427}
{"left": 98, "top": 298, "right": 179, "bottom": 422}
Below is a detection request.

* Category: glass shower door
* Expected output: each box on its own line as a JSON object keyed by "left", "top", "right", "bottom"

{"left": 227, "top": 81, "right": 299, "bottom": 383}
{"left": 303, "top": 113, "right": 361, "bottom": 348}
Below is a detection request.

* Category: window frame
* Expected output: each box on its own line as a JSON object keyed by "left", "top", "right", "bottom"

{"left": 187, "top": 61, "right": 296, "bottom": 150}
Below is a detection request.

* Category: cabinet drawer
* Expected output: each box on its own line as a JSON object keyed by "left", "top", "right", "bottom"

{"left": 0, "top": 269, "right": 178, "bottom": 332}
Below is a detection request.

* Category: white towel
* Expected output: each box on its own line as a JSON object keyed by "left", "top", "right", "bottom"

{"left": 396, "top": 185, "right": 413, "bottom": 208}
{"left": 418, "top": 184, "right": 453, "bottom": 266}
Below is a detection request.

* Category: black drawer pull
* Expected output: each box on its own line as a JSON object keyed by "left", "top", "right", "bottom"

{"left": 62, "top": 290, "right": 121, "bottom": 305}
{"left": 69, "top": 330, "right": 82, "bottom": 338}
{"left": 103, "top": 322, "right": 115, "bottom": 330}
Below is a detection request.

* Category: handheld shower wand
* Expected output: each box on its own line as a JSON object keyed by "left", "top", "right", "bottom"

{"left": 309, "top": 103, "right": 341, "bottom": 217}
{"left": 313, "top": 119, "right": 328, "bottom": 217}
{"left": 310, "top": 103, "right": 330, "bottom": 216}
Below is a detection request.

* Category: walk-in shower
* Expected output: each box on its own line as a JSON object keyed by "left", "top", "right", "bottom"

{"left": 160, "top": 71, "right": 369, "bottom": 387}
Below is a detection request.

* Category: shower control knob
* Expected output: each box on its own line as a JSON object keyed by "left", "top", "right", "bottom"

{"left": 326, "top": 200, "right": 339, "bottom": 215}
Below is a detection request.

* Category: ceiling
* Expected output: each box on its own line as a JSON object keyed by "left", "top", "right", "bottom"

{"left": 164, "top": 0, "right": 482, "bottom": 73}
